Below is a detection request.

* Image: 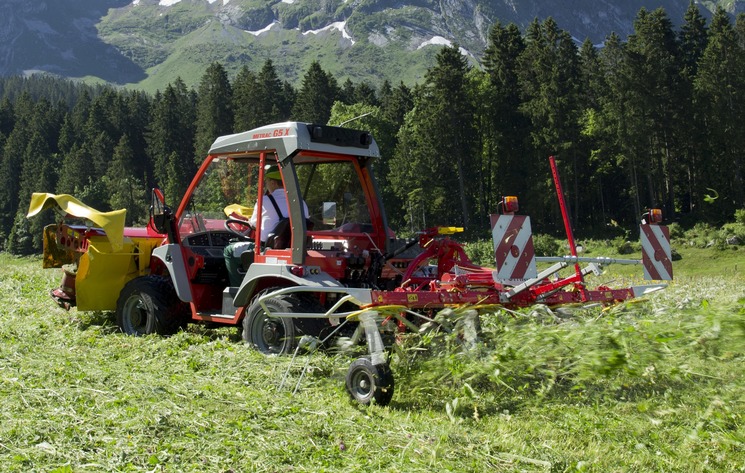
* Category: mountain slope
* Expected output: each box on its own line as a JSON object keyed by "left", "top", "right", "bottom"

{"left": 0, "top": 1, "right": 727, "bottom": 92}
{"left": 0, "top": 0, "right": 145, "bottom": 83}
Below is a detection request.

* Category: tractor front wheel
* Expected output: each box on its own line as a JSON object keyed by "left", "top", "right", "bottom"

{"left": 243, "top": 293, "right": 302, "bottom": 355}
{"left": 345, "top": 358, "right": 394, "bottom": 406}
{"left": 116, "top": 276, "right": 185, "bottom": 336}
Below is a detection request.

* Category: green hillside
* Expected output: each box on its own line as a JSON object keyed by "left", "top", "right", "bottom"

{"left": 93, "top": 0, "right": 720, "bottom": 92}
{"left": 124, "top": 18, "right": 443, "bottom": 93}
{"left": 1, "top": 1, "right": 740, "bottom": 92}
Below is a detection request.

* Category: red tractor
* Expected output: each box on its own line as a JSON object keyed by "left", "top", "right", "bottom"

{"left": 29, "top": 122, "right": 672, "bottom": 405}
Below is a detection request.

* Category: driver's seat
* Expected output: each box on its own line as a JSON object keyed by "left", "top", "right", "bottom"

{"left": 265, "top": 218, "right": 291, "bottom": 249}
{"left": 265, "top": 218, "right": 314, "bottom": 249}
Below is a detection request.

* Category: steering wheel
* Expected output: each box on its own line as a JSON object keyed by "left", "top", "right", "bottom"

{"left": 224, "top": 217, "right": 253, "bottom": 241}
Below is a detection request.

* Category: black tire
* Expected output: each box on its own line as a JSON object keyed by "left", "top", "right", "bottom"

{"left": 116, "top": 276, "right": 186, "bottom": 336}
{"left": 345, "top": 358, "right": 394, "bottom": 406}
{"left": 243, "top": 292, "right": 301, "bottom": 354}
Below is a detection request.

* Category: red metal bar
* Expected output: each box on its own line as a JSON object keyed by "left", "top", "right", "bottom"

{"left": 368, "top": 284, "right": 638, "bottom": 311}
{"left": 548, "top": 156, "right": 583, "bottom": 286}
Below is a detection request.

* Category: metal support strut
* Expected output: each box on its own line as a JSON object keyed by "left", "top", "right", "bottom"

{"left": 359, "top": 310, "right": 385, "bottom": 366}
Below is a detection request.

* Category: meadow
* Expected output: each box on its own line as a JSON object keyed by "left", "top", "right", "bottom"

{"left": 0, "top": 243, "right": 744, "bottom": 472}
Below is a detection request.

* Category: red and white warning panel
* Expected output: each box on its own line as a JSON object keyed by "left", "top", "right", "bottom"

{"left": 491, "top": 214, "right": 537, "bottom": 283}
{"left": 640, "top": 224, "right": 673, "bottom": 280}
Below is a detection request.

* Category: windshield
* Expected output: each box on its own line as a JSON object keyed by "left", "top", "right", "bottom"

{"left": 179, "top": 157, "right": 260, "bottom": 235}
{"left": 178, "top": 156, "right": 373, "bottom": 236}
{"left": 297, "top": 160, "right": 373, "bottom": 232}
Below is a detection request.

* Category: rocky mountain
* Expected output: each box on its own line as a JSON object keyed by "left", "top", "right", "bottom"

{"left": 0, "top": 0, "right": 730, "bottom": 92}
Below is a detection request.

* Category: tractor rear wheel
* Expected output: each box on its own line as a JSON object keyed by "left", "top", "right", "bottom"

{"left": 116, "top": 276, "right": 185, "bottom": 336}
{"left": 345, "top": 358, "right": 394, "bottom": 406}
{"left": 243, "top": 292, "right": 303, "bottom": 354}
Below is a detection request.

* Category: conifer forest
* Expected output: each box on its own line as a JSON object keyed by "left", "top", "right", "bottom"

{"left": 1, "top": 6, "right": 744, "bottom": 254}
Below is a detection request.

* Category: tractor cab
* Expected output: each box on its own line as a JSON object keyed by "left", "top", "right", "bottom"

{"left": 161, "top": 122, "right": 391, "bottom": 321}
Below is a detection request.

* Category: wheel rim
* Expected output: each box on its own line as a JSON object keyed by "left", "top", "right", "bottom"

{"left": 121, "top": 294, "right": 148, "bottom": 335}
{"left": 349, "top": 368, "right": 374, "bottom": 402}
{"left": 253, "top": 315, "right": 287, "bottom": 353}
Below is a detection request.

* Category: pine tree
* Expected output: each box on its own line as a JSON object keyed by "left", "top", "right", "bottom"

{"left": 232, "top": 66, "right": 259, "bottom": 132}
{"left": 734, "top": 11, "right": 745, "bottom": 49}
{"left": 380, "top": 82, "right": 412, "bottom": 126}
{"left": 427, "top": 45, "right": 476, "bottom": 228}
{"left": 292, "top": 61, "right": 338, "bottom": 124}
{"left": 6, "top": 210, "right": 34, "bottom": 255}
{"left": 165, "top": 150, "right": 190, "bottom": 206}
{"left": 121, "top": 90, "right": 153, "bottom": 184}
{"left": 596, "top": 32, "right": 640, "bottom": 224}
{"left": 390, "top": 45, "right": 475, "bottom": 229}
{"left": 517, "top": 18, "right": 582, "bottom": 230}
{"left": 378, "top": 80, "right": 393, "bottom": 111}
{"left": 146, "top": 78, "right": 196, "bottom": 202}
{"left": 0, "top": 93, "right": 35, "bottom": 236}
{"left": 83, "top": 89, "right": 120, "bottom": 176}
{"left": 679, "top": 2, "right": 708, "bottom": 78}
{"left": 105, "top": 134, "right": 147, "bottom": 225}
{"left": 340, "top": 78, "right": 356, "bottom": 105}
{"left": 678, "top": 2, "right": 709, "bottom": 215}
{"left": 19, "top": 130, "right": 57, "bottom": 249}
{"left": 482, "top": 22, "right": 528, "bottom": 221}
{"left": 257, "top": 59, "right": 291, "bottom": 123}
{"left": 353, "top": 82, "right": 378, "bottom": 107}
{"left": 194, "top": 62, "right": 233, "bottom": 161}
{"left": 625, "top": 8, "right": 684, "bottom": 220}
{"left": 281, "top": 81, "right": 296, "bottom": 118}
{"left": 58, "top": 90, "right": 90, "bottom": 155}
{"left": 0, "top": 98, "right": 14, "bottom": 137}
{"left": 389, "top": 98, "right": 433, "bottom": 232}
{"left": 232, "top": 59, "right": 292, "bottom": 131}
{"left": 467, "top": 68, "right": 496, "bottom": 221}
{"left": 694, "top": 7, "right": 745, "bottom": 220}
{"left": 577, "top": 38, "right": 622, "bottom": 230}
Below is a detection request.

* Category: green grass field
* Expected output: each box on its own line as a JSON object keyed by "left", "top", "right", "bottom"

{"left": 1, "top": 245, "right": 744, "bottom": 472}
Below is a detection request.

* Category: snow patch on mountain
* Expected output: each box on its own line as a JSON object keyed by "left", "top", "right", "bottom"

{"left": 302, "top": 21, "right": 355, "bottom": 45}
{"left": 417, "top": 36, "right": 451, "bottom": 49}
{"left": 417, "top": 36, "right": 472, "bottom": 58}
{"left": 138, "top": 0, "right": 225, "bottom": 5}
{"left": 247, "top": 21, "right": 279, "bottom": 36}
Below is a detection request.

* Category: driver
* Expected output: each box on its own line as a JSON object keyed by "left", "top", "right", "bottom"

{"left": 223, "top": 164, "right": 308, "bottom": 286}
{"left": 249, "top": 165, "right": 308, "bottom": 242}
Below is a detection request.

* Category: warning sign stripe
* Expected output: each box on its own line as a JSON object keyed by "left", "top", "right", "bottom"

{"left": 494, "top": 216, "right": 524, "bottom": 267}
{"left": 640, "top": 224, "right": 672, "bottom": 280}
{"left": 492, "top": 215, "right": 537, "bottom": 281}
{"left": 512, "top": 236, "right": 535, "bottom": 279}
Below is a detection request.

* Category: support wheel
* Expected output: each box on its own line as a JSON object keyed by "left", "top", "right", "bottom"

{"left": 243, "top": 293, "right": 302, "bottom": 354}
{"left": 345, "top": 358, "right": 394, "bottom": 406}
{"left": 116, "top": 276, "right": 186, "bottom": 336}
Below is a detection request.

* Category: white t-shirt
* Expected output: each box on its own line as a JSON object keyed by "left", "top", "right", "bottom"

{"left": 249, "top": 188, "right": 309, "bottom": 242}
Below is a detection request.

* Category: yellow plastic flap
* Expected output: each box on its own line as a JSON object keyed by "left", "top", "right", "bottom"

{"left": 224, "top": 204, "right": 253, "bottom": 219}
{"left": 438, "top": 226, "right": 464, "bottom": 235}
{"left": 27, "top": 193, "right": 126, "bottom": 251}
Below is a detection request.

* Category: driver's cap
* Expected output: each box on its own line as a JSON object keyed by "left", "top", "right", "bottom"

{"left": 264, "top": 164, "right": 281, "bottom": 180}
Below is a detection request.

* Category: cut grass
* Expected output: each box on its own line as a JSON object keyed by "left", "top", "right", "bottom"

{"left": 1, "top": 251, "right": 744, "bottom": 471}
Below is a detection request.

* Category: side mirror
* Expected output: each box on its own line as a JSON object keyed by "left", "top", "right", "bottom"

{"left": 150, "top": 188, "right": 169, "bottom": 234}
